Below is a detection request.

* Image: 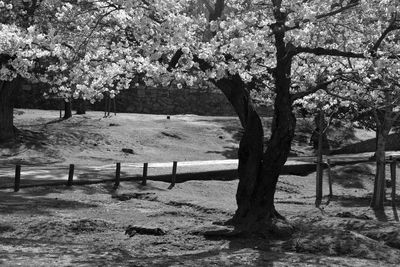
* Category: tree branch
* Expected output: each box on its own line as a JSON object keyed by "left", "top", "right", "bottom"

{"left": 167, "top": 49, "right": 183, "bottom": 71}
{"left": 370, "top": 13, "right": 399, "bottom": 55}
{"left": 325, "top": 90, "right": 371, "bottom": 108}
{"left": 167, "top": 0, "right": 225, "bottom": 71}
{"left": 200, "top": 0, "right": 214, "bottom": 14}
{"left": 285, "top": 1, "right": 360, "bottom": 32}
{"left": 291, "top": 79, "right": 336, "bottom": 101}
{"left": 295, "top": 46, "right": 365, "bottom": 58}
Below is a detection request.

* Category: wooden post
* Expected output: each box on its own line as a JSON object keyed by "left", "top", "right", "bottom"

{"left": 168, "top": 161, "right": 177, "bottom": 189}
{"left": 142, "top": 163, "right": 148, "bottom": 186}
{"left": 115, "top": 163, "right": 121, "bottom": 187}
{"left": 390, "top": 159, "right": 397, "bottom": 205}
{"left": 67, "top": 164, "right": 74, "bottom": 186}
{"left": 327, "top": 159, "right": 333, "bottom": 198}
{"left": 14, "top": 165, "right": 21, "bottom": 192}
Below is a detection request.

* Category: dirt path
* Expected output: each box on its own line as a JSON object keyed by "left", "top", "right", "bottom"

{"left": 1, "top": 163, "right": 400, "bottom": 266}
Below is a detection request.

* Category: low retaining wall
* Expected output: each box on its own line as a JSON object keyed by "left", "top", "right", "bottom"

{"left": 332, "top": 133, "right": 400, "bottom": 154}
{"left": 15, "top": 83, "right": 274, "bottom": 116}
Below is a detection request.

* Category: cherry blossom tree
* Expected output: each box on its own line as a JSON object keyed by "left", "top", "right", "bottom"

{"left": 325, "top": 58, "right": 400, "bottom": 210}
{"left": 0, "top": 0, "right": 146, "bottom": 137}
{"left": 140, "top": 0, "right": 399, "bottom": 230}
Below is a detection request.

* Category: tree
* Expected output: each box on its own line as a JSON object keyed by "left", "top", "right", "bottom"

{"left": 0, "top": 0, "right": 142, "bottom": 138}
{"left": 325, "top": 67, "right": 400, "bottom": 209}
{"left": 0, "top": 1, "right": 42, "bottom": 141}
{"left": 136, "top": 0, "right": 399, "bottom": 230}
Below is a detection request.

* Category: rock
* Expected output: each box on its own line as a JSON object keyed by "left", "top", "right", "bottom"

{"left": 112, "top": 193, "right": 157, "bottom": 201}
{"left": 125, "top": 225, "right": 166, "bottom": 237}
{"left": 122, "top": 148, "right": 135, "bottom": 154}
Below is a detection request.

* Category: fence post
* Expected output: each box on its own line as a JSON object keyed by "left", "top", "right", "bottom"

{"left": 390, "top": 159, "right": 397, "bottom": 206}
{"left": 327, "top": 159, "right": 333, "bottom": 198}
{"left": 142, "top": 163, "right": 148, "bottom": 186}
{"left": 168, "top": 161, "right": 177, "bottom": 189}
{"left": 115, "top": 163, "right": 121, "bottom": 187}
{"left": 67, "top": 164, "right": 74, "bottom": 186}
{"left": 14, "top": 165, "right": 21, "bottom": 192}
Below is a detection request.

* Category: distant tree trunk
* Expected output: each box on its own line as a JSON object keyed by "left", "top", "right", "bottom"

{"left": 370, "top": 89, "right": 396, "bottom": 210}
{"left": 75, "top": 99, "right": 86, "bottom": 115}
{"left": 104, "top": 94, "right": 111, "bottom": 117}
{"left": 371, "top": 126, "right": 388, "bottom": 210}
{"left": 64, "top": 100, "right": 72, "bottom": 119}
{"left": 0, "top": 79, "right": 19, "bottom": 141}
{"left": 315, "top": 110, "right": 325, "bottom": 207}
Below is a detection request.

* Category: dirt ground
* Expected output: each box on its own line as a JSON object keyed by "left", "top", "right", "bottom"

{"left": 1, "top": 110, "right": 399, "bottom": 266}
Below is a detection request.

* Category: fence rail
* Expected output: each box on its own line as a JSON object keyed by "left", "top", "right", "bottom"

{"left": 1, "top": 156, "right": 399, "bottom": 206}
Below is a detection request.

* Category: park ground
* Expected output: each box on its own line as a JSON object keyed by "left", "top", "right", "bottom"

{"left": 0, "top": 109, "right": 400, "bottom": 266}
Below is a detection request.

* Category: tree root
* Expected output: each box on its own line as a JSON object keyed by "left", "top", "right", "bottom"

{"left": 207, "top": 215, "right": 294, "bottom": 239}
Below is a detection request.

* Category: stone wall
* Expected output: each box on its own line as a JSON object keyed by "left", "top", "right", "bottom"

{"left": 332, "top": 133, "right": 400, "bottom": 154}
{"left": 114, "top": 86, "right": 236, "bottom": 116}
{"left": 14, "top": 84, "right": 240, "bottom": 116}
{"left": 14, "top": 81, "right": 278, "bottom": 116}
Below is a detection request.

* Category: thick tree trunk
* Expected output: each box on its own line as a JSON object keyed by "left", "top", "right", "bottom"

{"left": 75, "top": 99, "right": 86, "bottom": 115}
{"left": 215, "top": 75, "right": 264, "bottom": 226}
{"left": 216, "top": 67, "right": 295, "bottom": 232}
{"left": 63, "top": 100, "right": 72, "bottom": 119}
{"left": 0, "top": 79, "right": 19, "bottom": 142}
{"left": 212, "top": 22, "right": 296, "bottom": 232}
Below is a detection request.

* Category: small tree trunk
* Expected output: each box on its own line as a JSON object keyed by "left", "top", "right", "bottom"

{"left": 63, "top": 100, "right": 72, "bottom": 119}
{"left": 75, "top": 99, "right": 86, "bottom": 115}
{"left": 0, "top": 79, "right": 19, "bottom": 141}
{"left": 371, "top": 127, "right": 388, "bottom": 210}
{"left": 315, "top": 110, "right": 324, "bottom": 207}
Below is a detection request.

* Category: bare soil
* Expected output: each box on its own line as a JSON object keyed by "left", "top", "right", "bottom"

{"left": 1, "top": 109, "right": 400, "bottom": 266}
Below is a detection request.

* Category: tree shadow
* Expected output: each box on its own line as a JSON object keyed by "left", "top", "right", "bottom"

{"left": 331, "top": 164, "right": 373, "bottom": 189}
{"left": 331, "top": 195, "right": 373, "bottom": 208}
{"left": 0, "top": 191, "right": 98, "bottom": 216}
{"left": 0, "top": 129, "right": 47, "bottom": 151}
{"left": 206, "top": 146, "right": 238, "bottom": 159}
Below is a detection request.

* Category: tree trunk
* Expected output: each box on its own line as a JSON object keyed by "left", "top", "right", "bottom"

{"left": 215, "top": 75, "right": 264, "bottom": 227}
{"left": 0, "top": 79, "right": 19, "bottom": 142}
{"left": 64, "top": 100, "right": 72, "bottom": 119}
{"left": 75, "top": 99, "right": 86, "bottom": 115}
{"left": 371, "top": 128, "right": 387, "bottom": 210}
{"left": 315, "top": 110, "right": 325, "bottom": 207}
{"left": 215, "top": 54, "right": 295, "bottom": 232}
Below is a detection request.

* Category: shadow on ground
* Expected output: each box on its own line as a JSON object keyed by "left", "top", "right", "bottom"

{"left": 0, "top": 191, "right": 98, "bottom": 216}
{"left": 331, "top": 164, "right": 374, "bottom": 189}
